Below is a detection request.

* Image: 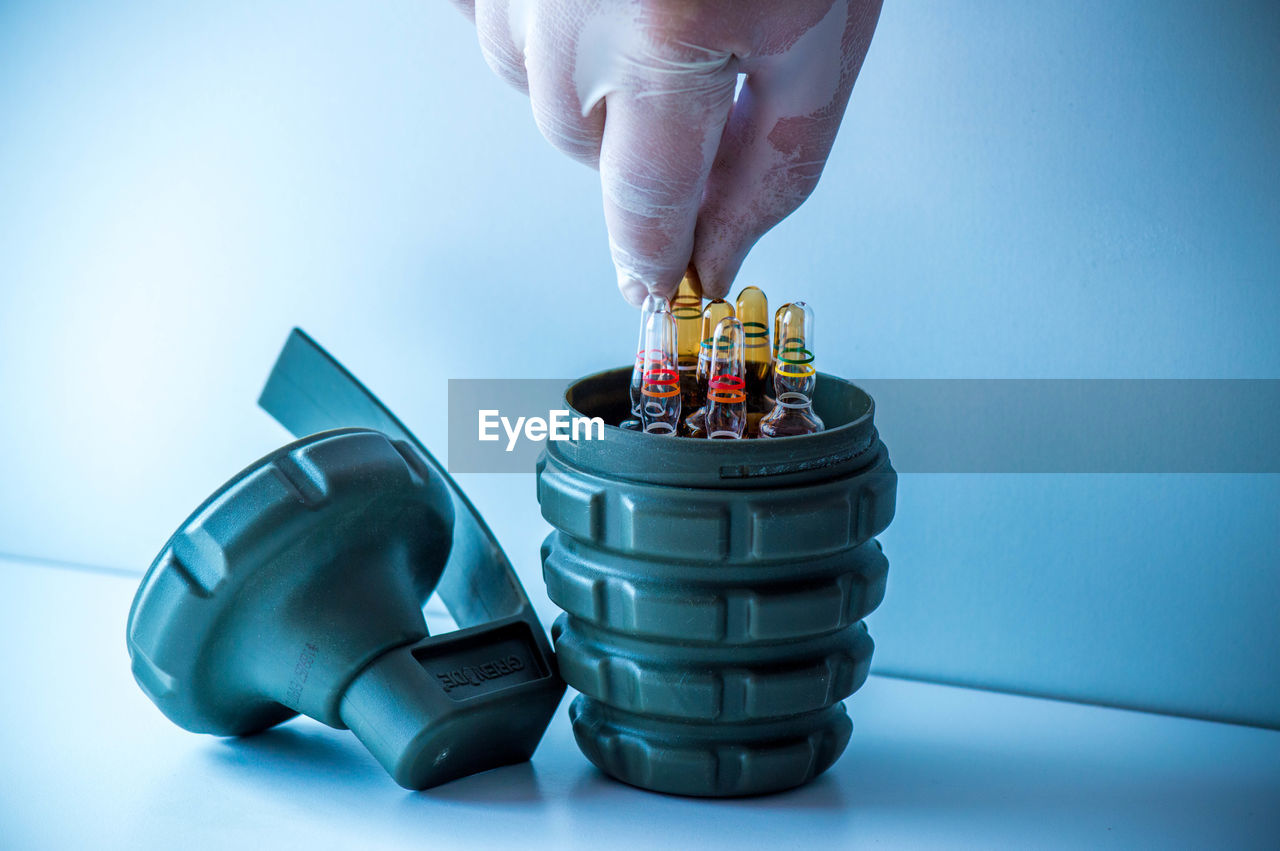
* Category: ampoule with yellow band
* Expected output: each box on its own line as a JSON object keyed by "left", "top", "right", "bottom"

{"left": 759, "top": 301, "right": 824, "bottom": 438}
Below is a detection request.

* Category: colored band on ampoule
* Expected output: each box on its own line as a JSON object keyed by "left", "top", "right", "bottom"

{"left": 630, "top": 295, "right": 668, "bottom": 417}
{"left": 642, "top": 368, "right": 681, "bottom": 398}
{"left": 705, "top": 316, "right": 748, "bottom": 439}
{"left": 673, "top": 270, "right": 703, "bottom": 370}
{"left": 640, "top": 297, "right": 682, "bottom": 435}
{"left": 775, "top": 338, "right": 816, "bottom": 378}
{"left": 742, "top": 321, "right": 769, "bottom": 349}
{"left": 708, "top": 375, "right": 746, "bottom": 404}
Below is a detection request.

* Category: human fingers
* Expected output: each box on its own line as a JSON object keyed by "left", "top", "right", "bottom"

{"left": 473, "top": 0, "right": 530, "bottom": 94}
{"left": 445, "top": 0, "right": 476, "bottom": 23}
{"left": 597, "top": 26, "right": 739, "bottom": 305}
{"left": 692, "top": 0, "right": 882, "bottom": 297}
{"left": 523, "top": 0, "right": 606, "bottom": 167}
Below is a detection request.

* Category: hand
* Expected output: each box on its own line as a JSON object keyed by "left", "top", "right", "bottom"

{"left": 448, "top": 0, "right": 882, "bottom": 305}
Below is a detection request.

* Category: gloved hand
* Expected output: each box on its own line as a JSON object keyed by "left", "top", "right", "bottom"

{"left": 448, "top": 0, "right": 882, "bottom": 304}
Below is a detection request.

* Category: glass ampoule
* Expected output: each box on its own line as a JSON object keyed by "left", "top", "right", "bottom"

{"left": 735, "top": 286, "right": 772, "bottom": 437}
{"left": 684, "top": 298, "right": 735, "bottom": 438}
{"left": 622, "top": 294, "right": 664, "bottom": 431}
{"left": 759, "top": 301, "right": 824, "bottom": 438}
{"left": 640, "top": 299, "right": 681, "bottom": 436}
{"left": 704, "top": 317, "right": 747, "bottom": 439}
{"left": 671, "top": 268, "right": 704, "bottom": 434}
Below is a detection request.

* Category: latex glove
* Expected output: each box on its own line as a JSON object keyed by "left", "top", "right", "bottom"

{"left": 448, "top": 0, "right": 882, "bottom": 305}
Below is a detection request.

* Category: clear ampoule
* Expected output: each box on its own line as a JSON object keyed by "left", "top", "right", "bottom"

{"left": 705, "top": 317, "right": 747, "bottom": 439}
{"left": 684, "top": 298, "right": 735, "bottom": 438}
{"left": 640, "top": 299, "right": 681, "bottom": 436}
{"left": 671, "top": 269, "right": 703, "bottom": 434}
{"left": 759, "top": 301, "right": 824, "bottom": 438}
{"left": 735, "top": 286, "right": 772, "bottom": 437}
{"left": 622, "top": 294, "right": 664, "bottom": 431}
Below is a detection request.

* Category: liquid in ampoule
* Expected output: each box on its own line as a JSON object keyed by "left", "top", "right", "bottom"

{"left": 735, "top": 286, "right": 773, "bottom": 437}
{"left": 759, "top": 301, "right": 824, "bottom": 438}
{"left": 671, "top": 269, "right": 703, "bottom": 435}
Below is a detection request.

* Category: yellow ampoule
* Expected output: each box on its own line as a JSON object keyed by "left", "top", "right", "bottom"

{"left": 684, "top": 298, "right": 735, "bottom": 437}
{"left": 671, "top": 268, "right": 703, "bottom": 433}
{"left": 759, "top": 301, "right": 824, "bottom": 438}
{"left": 735, "top": 285, "right": 772, "bottom": 437}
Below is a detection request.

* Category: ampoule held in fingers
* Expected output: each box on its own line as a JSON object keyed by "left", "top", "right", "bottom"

{"left": 640, "top": 299, "right": 681, "bottom": 436}
{"left": 621, "top": 294, "right": 665, "bottom": 431}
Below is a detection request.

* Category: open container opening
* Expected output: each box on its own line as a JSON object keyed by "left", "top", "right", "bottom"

{"left": 554, "top": 366, "right": 885, "bottom": 488}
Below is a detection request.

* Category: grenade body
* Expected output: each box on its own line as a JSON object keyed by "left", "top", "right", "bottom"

{"left": 536, "top": 368, "right": 896, "bottom": 797}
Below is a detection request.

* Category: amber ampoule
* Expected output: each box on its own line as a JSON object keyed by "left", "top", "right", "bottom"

{"left": 759, "top": 301, "right": 824, "bottom": 438}
{"left": 735, "top": 286, "right": 772, "bottom": 438}
{"left": 671, "top": 268, "right": 703, "bottom": 435}
{"left": 684, "top": 298, "right": 734, "bottom": 438}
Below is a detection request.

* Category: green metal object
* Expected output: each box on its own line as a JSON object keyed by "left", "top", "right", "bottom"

{"left": 126, "top": 330, "right": 564, "bottom": 790}
{"left": 537, "top": 367, "right": 897, "bottom": 797}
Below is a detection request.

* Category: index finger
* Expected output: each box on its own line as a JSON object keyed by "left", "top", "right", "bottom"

{"left": 596, "top": 31, "right": 739, "bottom": 304}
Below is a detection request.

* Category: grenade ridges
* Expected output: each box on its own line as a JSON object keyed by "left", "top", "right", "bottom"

{"left": 568, "top": 698, "right": 853, "bottom": 798}
{"left": 537, "top": 400, "right": 896, "bottom": 796}
{"left": 542, "top": 533, "right": 888, "bottom": 646}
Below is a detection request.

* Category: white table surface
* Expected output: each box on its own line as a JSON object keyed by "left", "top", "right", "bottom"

{"left": 2, "top": 555, "right": 1277, "bottom": 850}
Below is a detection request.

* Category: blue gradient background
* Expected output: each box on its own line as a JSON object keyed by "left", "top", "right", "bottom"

{"left": 1, "top": 1, "right": 1277, "bottom": 727}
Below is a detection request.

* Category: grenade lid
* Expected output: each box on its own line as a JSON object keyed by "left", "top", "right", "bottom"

{"left": 126, "top": 329, "right": 564, "bottom": 790}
